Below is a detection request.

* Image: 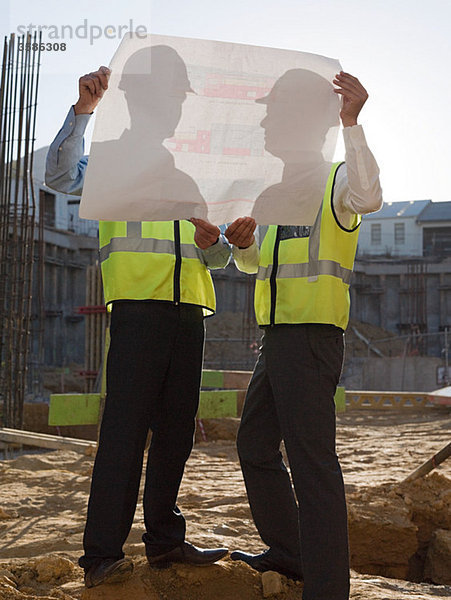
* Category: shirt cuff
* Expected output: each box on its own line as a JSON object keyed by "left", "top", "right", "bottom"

{"left": 70, "top": 107, "right": 92, "bottom": 136}
{"left": 59, "top": 106, "right": 91, "bottom": 140}
{"left": 232, "top": 239, "right": 257, "bottom": 255}
{"left": 342, "top": 124, "right": 367, "bottom": 149}
{"left": 232, "top": 239, "right": 260, "bottom": 273}
{"left": 201, "top": 234, "right": 231, "bottom": 268}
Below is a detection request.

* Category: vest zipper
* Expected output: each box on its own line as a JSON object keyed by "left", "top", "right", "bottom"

{"left": 173, "top": 220, "right": 181, "bottom": 305}
{"left": 269, "top": 226, "right": 281, "bottom": 326}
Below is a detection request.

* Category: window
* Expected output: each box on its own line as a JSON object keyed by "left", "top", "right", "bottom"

{"left": 371, "top": 223, "right": 381, "bottom": 245}
{"left": 39, "top": 189, "right": 56, "bottom": 227}
{"left": 394, "top": 222, "right": 405, "bottom": 245}
{"left": 423, "top": 227, "right": 451, "bottom": 256}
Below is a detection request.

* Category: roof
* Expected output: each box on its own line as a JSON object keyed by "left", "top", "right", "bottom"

{"left": 364, "top": 200, "right": 431, "bottom": 220}
{"left": 417, "top": 201, "right": 451, "bottom": 222}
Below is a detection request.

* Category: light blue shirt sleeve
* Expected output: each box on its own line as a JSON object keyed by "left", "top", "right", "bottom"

{"left": 45, "top": 106, "right": 91, "bottom": 196}
{"left": 45, "top": 106, "right": 231, "bottom": 268}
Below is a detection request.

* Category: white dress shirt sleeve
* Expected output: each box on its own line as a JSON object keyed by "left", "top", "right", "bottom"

{"left": 333, "top": 125, "right": 383, "bottom": 228}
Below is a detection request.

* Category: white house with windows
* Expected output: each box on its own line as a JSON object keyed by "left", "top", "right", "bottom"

{"left": 357, "top": 200, "right": 431, "bottom": 257}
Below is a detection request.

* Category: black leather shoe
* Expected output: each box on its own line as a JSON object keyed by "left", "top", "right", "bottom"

{"left": 147, "top": 541, "right": 228, "bottom": 568}
{"left": 84, "top": 557, "right": 134, "bottom": 588}
{"left": 230, "top": 550, "right": 302, "bottom": 581}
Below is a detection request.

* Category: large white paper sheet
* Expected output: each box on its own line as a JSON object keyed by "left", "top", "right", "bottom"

{"left": 79, "top": 34, "right": 341, "bottom": 225}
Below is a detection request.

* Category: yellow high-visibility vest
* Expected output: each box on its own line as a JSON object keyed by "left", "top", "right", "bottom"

{"left": 255, "top": 162, "right": 360, "bottom": 329}
{"left": 99, "top": 220, "right": 216, "bottom": 315}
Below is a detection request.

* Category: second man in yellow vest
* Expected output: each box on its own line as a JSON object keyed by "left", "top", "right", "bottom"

{"left": 226, "top": 72, "right": 383, "bottom": 600}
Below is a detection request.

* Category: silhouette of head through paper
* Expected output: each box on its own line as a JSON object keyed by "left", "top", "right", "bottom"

{"left": 118, "top": 45, "right": 195, "bottom": 141}
{"left": 90, "top": 44, "right": 207, "bottom": 220}
{"left": 251, "top": 68, "right": 340, "bottom": 225}
{"left": 256, "top": 69, "right": 339, "bottom": 162}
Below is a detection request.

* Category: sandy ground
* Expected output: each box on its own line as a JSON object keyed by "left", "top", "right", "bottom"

{"left": 0, "top": 408, "right": 450, "bottom": 599}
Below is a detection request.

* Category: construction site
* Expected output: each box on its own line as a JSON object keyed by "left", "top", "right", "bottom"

{"left": 0, "top": 31, "right": 450, "bottom": 600}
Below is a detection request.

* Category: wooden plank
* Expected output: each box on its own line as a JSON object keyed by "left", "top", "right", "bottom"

{"left": 236, "top": 390, "right": 247, "bottom": 417}
{"left": 223, "top": 371, "right": 253, "bottom": 390}
{"left": 403, "top": 442, "right": 451, "bottom": 483}
{"left": 0, "top": 428, "right": 96, "bottom": 454}
{"left": 48, "top": 394, "right": 101, "bottom": 426}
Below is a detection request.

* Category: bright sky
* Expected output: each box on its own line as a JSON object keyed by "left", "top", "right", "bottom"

{"left": 2, "top": 0, "right": 450, "bottom": 204}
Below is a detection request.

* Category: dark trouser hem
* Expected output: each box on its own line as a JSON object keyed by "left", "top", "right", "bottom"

{"left": 265, "top": 546, "right": 302, "bottom": 575}
{"left": 142, "top": 532, "right": 182, "bottom": 557}
{"left": 78, "top": 554, "right": 124, "bottom": 571}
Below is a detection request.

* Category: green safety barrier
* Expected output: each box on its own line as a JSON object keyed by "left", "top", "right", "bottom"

{"left": 49, "top": 389, "right": 239, "bottom": 426}
{"left": 334, "top": 386, "right": 346, "bottom": 413}
{"left": 48, "top": 393, "right": 101, "bottom": 426}
{"left": 197, "top": 390, "right": 238, "bottom": 419}
{"left": 201, "top": 370, "right": 225, "bottom": 389}
{"left": 49, "top": 383, "right": 345, "bottom": 426}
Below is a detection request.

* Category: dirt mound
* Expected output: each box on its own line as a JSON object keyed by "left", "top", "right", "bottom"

{"left": 0, "top": 557, "right": 450, "bottom": 600}
{"left": 0, "top": 411, "right": 450, "bottom": 599}
{"left": 425, "top": 529, "right": 451, "bottom": 585}
{"left": 0, "top": 557, "right": 78, "bottom": 599}
{"left": 81, "top": 559, "right": 301, "bottom": 600}
{"left": 348, "top": 472, "right": 451, "bottom": 583}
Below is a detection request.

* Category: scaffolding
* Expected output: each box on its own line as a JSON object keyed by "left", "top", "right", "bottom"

{"left": 400, "top": 261, "right": 428, "bottom": 355}
{"left": 0, "top": 33, "right": 41, "bottom": 428}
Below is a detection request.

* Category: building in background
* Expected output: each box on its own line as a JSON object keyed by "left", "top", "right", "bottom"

{"left": 27, "top": 147, "right": 98, "bottom": 398}
{"left": 417, "top": 202, "right": 451, "bottom": 257}
{"left": 26, "top": 146, "right": 451, "bottom": 382}
{"left": 357, "top": 199, "right": 451, "bottom": 259}
{"left": 357, "top": 200, "right": 431, "bottom": 257}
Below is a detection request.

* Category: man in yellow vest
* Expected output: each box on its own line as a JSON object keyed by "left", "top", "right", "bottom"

{"left": 45, "top": 63, "right": 231, "bottom": 587}
{"left": 225, "top": 72, "right": 383, "bottom": 600}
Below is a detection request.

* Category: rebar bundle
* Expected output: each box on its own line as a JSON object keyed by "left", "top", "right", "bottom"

{"left": 0, "top": 33, "right": 41, "bottom": 428}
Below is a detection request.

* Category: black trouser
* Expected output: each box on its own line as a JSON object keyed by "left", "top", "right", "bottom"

{"left": 237, "top": 324, "right": 349, "bottom": 600}
{"left": 79, "top": 300, "right": 205, "bottom": 570}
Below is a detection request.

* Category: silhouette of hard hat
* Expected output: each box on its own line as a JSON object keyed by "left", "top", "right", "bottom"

{"left": 256, "top": 69, "right": 333, "bottom": 105}
{"left": 118, "top": 45, "right": 195, "bottom": 95}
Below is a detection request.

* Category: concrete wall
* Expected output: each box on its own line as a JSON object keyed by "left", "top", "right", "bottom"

{"left": 351, "top": 258, "right": 451, "bottom": 357}
{"left": 341, "top": 356, "right": 443, "bottom": 392}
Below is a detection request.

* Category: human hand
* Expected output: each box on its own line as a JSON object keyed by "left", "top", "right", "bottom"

{"left": 333, "top": 72, "right": 368, "bottom": 127}
{"left": 74, "top": 66, "right": 111, "bottom": 115}
{"left": 190, "top": 218, "right": 221, "bottom": 249}
{"left": 224, "top": 217, "right": 256, "bottom": 249}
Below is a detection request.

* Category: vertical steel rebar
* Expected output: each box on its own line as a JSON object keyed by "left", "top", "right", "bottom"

{"left": 0, "top": 32, "right": 41, "bottom": 428}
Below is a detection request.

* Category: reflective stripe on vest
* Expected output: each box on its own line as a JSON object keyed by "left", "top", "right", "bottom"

{"left": 257, "top": 260, "right": 353, "bottom": 284}
{"left": 99, "top": 236, "right": 205, "bottom": 263}
{"left": 255, "top": 162, "right": 361, "bottom": 328}
{"left": 98, "top": 219, "right": 216, "bottom": 315}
